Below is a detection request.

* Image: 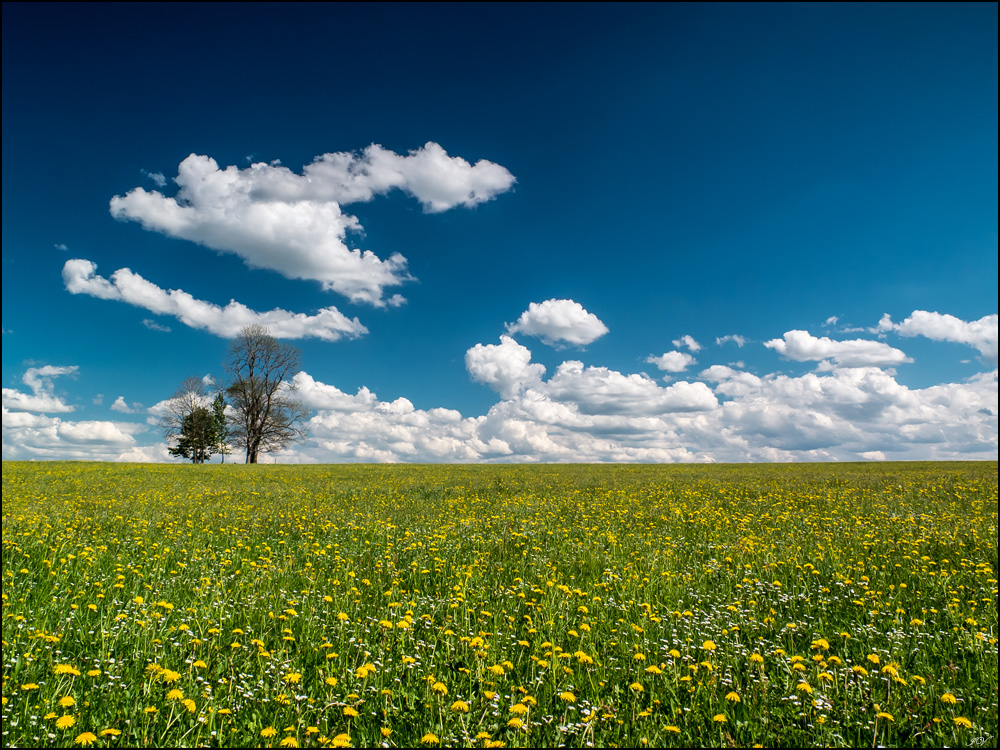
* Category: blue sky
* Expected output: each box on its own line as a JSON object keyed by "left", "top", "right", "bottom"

{"left": 2, "top": 3, "right": 997, "bottom": 463}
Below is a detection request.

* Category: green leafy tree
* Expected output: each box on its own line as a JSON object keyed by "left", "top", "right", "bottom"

{"left": 212, "top": 392, "right": 230, "bottom": 463}
{"left": 168, "top": 406, "right": 217, "bottom": 464}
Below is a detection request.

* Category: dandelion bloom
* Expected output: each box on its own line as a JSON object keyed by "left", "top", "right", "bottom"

{"left": 702, "top": 641, "right": 717, "bottom": 651}
{"left": 59, "top": 696, "right": 76, "bottom": 708}
{"left": 488, "top": 664, "right": 505, "bottom": 676}
{"left": 665, "top": 726, "right": 681, "bottom": 733}
{"left": 867, "top": 654, "right": 880, "bottom": 665}
{"left": 876, "top": 712, "right": 894, "bottom": 721}
{"left": 56, "top": 715, "right": 76, "bottom": 730}
{"left": 796, "top": 682, "right": 813, "bottom": 694}
{"left": 343, "top": 707, "right": 359, "bottom": 718}
{"left": 421, "top": 733, "right": 440, "bottom": 744}
{"left": 431, "top": 682, "right": 448, "bottom": 696}
{"left": 167, "top": 689, "right": 184, "bottom": 701}
{"left": 283, "top": 673, "right": 302, "bottom": 684}
{"left": 261, "top": 726, "right": 278, "bottom": 738}
{"left": 507, "top": 718, "right": 524, "bottom": 729}
{"left": 193, "top": 660, "right": 207, "bottom": 669}
{"left": 54, "top": 665, "right": 81, "bottom": 676}
{"left": 629, "top": 682, "right": 644, "bottom": 692}
{"left": 86, "top": 670, "right": 101, "bottom": 677}
{"left": 380, "top": 728, "right": 392, "bottom": 738}
{"left": 74, "top": 732, "right": 97, "bottom": 746}
{"left": 333, "top": 734, "right": 353, "bottom": 748}
{"left": 713, "top": 714, "right": 727, "bottom": 723}
{"left": 143, "top": 707, "right": 157, "bottom": 714}
{"left": 725, "top": 691, "right": 741, "bottom": 702}
{"left": 451, "top": 700, "right": 470, "bottom": 713}
{"left": 161, "top": 670, "right": 181, "bottom": 683}
{"left": 953, "top": 717, "right": 972, "bottom": 729}
{"left": 645, "top": 665, "right": 663, "bottom": 674}
{"left": 99, "top": 729, "right": 121, "bottom": 737}
{"left": 510, "top": 703, "right": 529, "bottom": 715}
{"left": 181, "top": 699, "right": 196, "bottom": 713}
{"left": 559, "top": 691, "right": 576, "bottom": 703}
{"left": 21, "top": 683, "right": 39, "bottom": 690}
{"left": 279, "top": 738, "right": 299, "bottom": 748}
{"left": 941, "top": 693, "right": 958, "bottom": 704}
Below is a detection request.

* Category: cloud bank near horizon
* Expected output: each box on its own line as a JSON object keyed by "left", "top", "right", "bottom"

{"left": 5, "top": 310, "right": 996, "bottom": 463}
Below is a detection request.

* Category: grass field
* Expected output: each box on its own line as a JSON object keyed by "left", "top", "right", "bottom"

{"left": 2, "top": 461, "right": 997, "bottom": 748}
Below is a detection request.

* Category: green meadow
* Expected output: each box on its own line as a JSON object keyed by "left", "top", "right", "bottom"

{"left": 2, "top": 461, "right": 997, "bottom": 748}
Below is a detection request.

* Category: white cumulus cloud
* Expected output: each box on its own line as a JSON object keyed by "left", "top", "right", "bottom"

{"left": 109, "top": 144, "right": 515, "bottom": 305}
{"left": 506, "top": 299, "right": 609, "bottom": 347}
{"left": 647, "top": 351, "right": 697, "bottom": 373}
{"left": 672, "top": 335, "right": 702, "bottom": 352}
{"left": 63, "top": 259, "right": 368, "bottom": 341}
{"left": 764, "top": 330, "right": 911, "bottom": 368}
{"left": 465, "top": 335, "right": 546, "bottom": 400}
{"left": 876, "top": 310, "right": 998, "bottom": 365}
{"left": 2, "top": 365, "right": 78, "bottom": 413}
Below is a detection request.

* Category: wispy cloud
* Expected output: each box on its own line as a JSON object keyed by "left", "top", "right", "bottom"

{"left": 63, "top": 259, "right": 368, "bottom": 341}
{"left": 877, "top": 310, "right": 998, "bottom": 366}
{"left": 764, "top": 330, "right": 911, "bottom": 368}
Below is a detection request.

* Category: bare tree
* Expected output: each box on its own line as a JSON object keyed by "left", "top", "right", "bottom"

{"left": 225, "top": 324, "right": 306, "bottom": 464}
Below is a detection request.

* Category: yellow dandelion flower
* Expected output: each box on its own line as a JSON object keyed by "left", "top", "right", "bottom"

{"left": 344, "top": 707, "right": 359, "bottom": 718}
{"left": 941, "top": 693, "right": 958, "bottom": 704}
{"left": 54, "top": 665, "right": 81, "bottom": 676}
{"left": 380, "top": 728, "right": 392, "bottom": 738}
{"left": 876, "top": 712, "right": 894, "bottom": 721}
{"left": 56, "top": 715, "right": 76, "bottom": 730}
{"left": 193, "top": 660, "right": 207, "bottom": 669}
{"left": 797, "top": 682, "right": 813, "bottom": 694}
{"left": 510, "top": 703, "right": 529, "bottom": 715}
{"left": 629, "top": 682, "right": 644, "bottom": 692}
{"left": 261, "top": 726, "right": 278, "bottom": 738}
{"left": 181, "top": 699, "right": 196, "bottom": 713}
{"left": 167, "top": 689, "right": 184, "bottom": 701}
{"left": 665, "top": 725, "right": 681, "bottom": 733}
{"left": 332, "top": 734, "right": 353, "bottom": 748}
{"left": 867, "top": 654, "right": 880, "bottom": 665}
{"left": 74, "top": 732, "right": 97, "bottom": 746}
{"left": 506, "top": 717, "right": 524, "bottom": 729}
{"left": 488, "top": 664, "right": 505, "bottom": 676}
{"left": 713, "top": 714, "right": 727, "bottom": 723}
{"left": 451, "top": 700, "right": 470, "bottom": 713}
{"left": 283, "top": 672, "right": 302, "bottom": 684}
{"left": 59, "top": 696, "right": 76, "bottom": 708}
{"left": 559, "top": 691, "right": 576, "bottom": 703}
{"left": 953, "top": 717, "right": 972, "bottom": 729}
{"left": 725, "top": 691, "right": 741, "bottom": 702}
{"left": 22, "top": 683, "right": 40, "bottom": 691}
{"left": 431, "top": 681, "right": 448, "bottom": 696}
{"left": 99, "top": 729, "right": 121, "bottom": 737}
{"left": 161, "top": 670, "right": 181, "bottom": 683}
{"left": 421, "top": 733, "right": 440, "bottom": 744}
{"left": 86, "top": 670, "right": 101, "bottom": 677}
{"left": 702, "top": 640, "right": 717, "bottom": 651}
{"left": 279, "top": 738, "right": 299, "bottom": 748}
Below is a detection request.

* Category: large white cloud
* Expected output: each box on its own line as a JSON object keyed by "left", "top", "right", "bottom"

{"left": 764, "top": 330, "right": 911, "bottom": 368}
{"left": 63, "top": 259, "right": 368, "bottom": 341}
{"left": 506, "top": 299, "right": 609, "bottom": 347}
{"left": 109, "top": 144, "right": 515, "bottom": 305}
{"left": 2, "top": 365, "right": 78, "bottom": 413}
{"left": 877, "top": 310, "right": 998, "bottom": 366}
{"left": 2, "top": 407, "right": 147, "bottom": 461}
